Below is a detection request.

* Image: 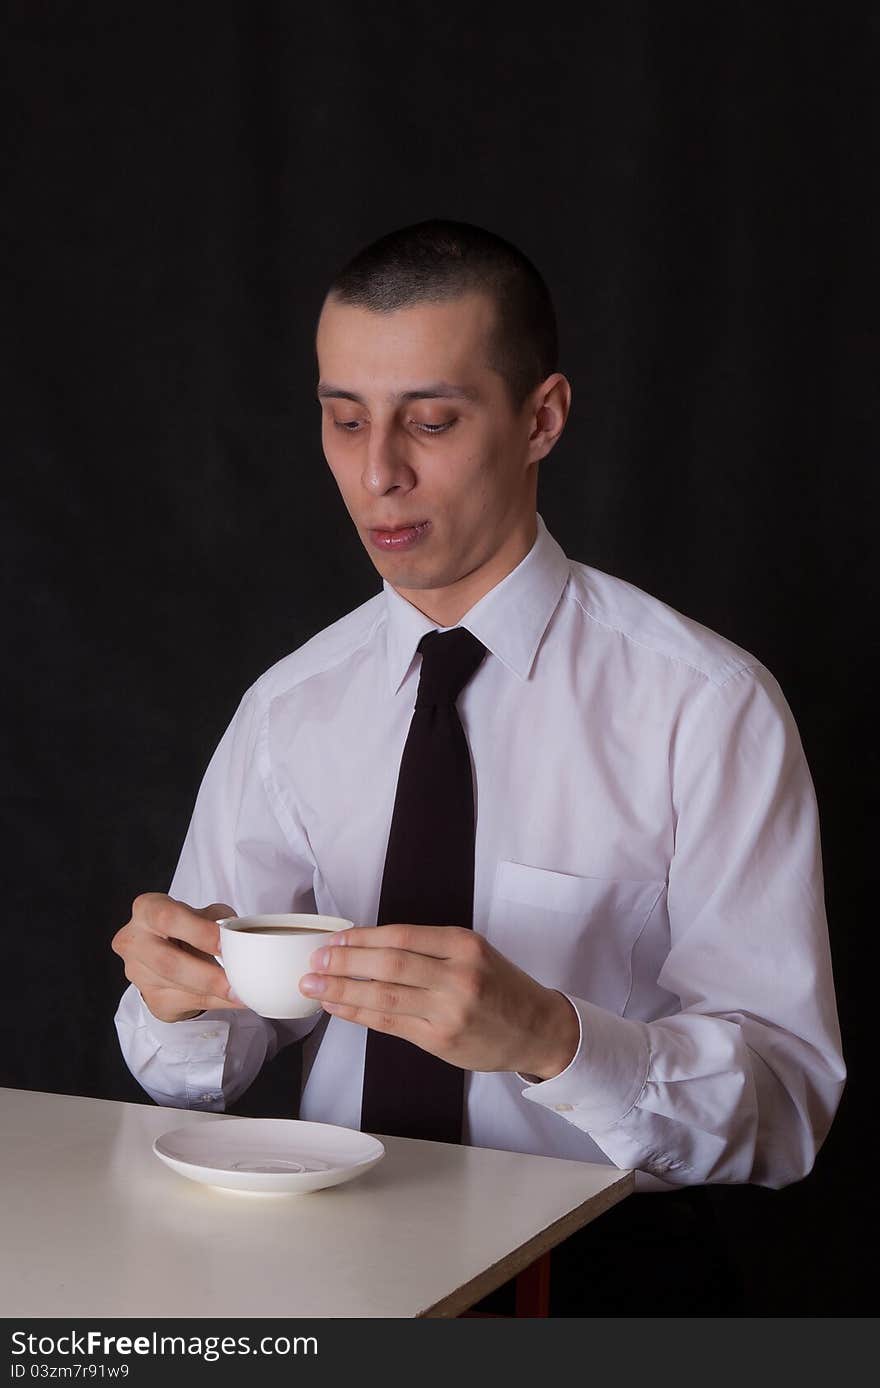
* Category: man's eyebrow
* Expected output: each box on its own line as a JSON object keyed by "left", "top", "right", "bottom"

{"left": 316, "top": 382, "right": 480, "bottom": 404}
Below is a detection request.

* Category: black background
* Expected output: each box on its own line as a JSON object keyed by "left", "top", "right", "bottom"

{"left": 3, "top": 4, "right": 876, "bottom": 1314}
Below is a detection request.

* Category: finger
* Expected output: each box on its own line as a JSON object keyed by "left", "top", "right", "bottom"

{"left": 128, "top": 932, "right": 239, "bottom": 1003}
{"left": 139, "top": 983, "right": 248, "bottom": 1023}
{"left": 306, "top": 944, "right": 444, "bottom": 990}
{"left": 176, "top": 939, "right": 221, "bottom": 966}
{"left": 319, "top": 998, "right": 439, "bottom": 1049}
{"left": 299, "top": 972, "right": 433, "bottom": 1019}
{"left": 133, "top": 952, "right": 249, "bottom": 1015}
{"left": 129, "top": 960, "right": 242, "bottom": 1016}
{"left": 143, "top": 984, "right": 248, "bottom": 1017}
{"left": 133, "top": 893, "right": 231, "bottom": 956}
{"left": 333, "top": 924, "right": 470, "bottom": 959}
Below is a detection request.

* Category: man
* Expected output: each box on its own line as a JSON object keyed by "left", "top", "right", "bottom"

{"left": 112, "top": 219, "right": 845, "bottom": 1313}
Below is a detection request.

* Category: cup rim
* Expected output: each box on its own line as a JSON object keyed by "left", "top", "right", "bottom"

{"left": 216, "top": 912, "right": 350, "bottom": 935}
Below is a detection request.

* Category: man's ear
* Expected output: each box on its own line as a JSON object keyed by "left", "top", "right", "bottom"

{"left": 528, "top": 373, "right": 572, "bottom": 462}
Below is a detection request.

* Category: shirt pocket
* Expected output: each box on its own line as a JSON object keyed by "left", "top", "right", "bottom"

{"left": 485, "top": 860, "right": 667, "bottom": 1015}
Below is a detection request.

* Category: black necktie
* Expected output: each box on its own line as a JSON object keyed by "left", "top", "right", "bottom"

{"left": 360, "top": 626, "right": 487, "bottom": 1143}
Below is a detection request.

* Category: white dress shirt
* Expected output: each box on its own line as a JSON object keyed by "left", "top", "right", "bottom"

{"left": 115, "top": 513, "right": 845, "bottom": 1192}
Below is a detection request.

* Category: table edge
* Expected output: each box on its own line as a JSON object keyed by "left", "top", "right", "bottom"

{"left": 417, "top": 1167, "right": 635, "bottom": 1318}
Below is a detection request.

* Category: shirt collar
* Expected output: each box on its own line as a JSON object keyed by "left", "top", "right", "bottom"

{"left": 382, "top": 513, "right": 571, "bottom": 695}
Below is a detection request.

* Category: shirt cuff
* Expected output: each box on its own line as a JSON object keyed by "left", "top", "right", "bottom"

{"left": 136, "top": 991, "right": 231, "bottom": 1055}
{"left": 518, "top": 994, "right": 650, "bottom": 1132}
{"left": 135, "top": 991, "right": 232, "bottom": 1106}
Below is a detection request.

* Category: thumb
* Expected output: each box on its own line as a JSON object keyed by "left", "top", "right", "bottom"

{"left": 189, "top": 903, "right": 237, "bottom": 958}
{"left": 199, "top": 902, "right": 237, "bottom": 923}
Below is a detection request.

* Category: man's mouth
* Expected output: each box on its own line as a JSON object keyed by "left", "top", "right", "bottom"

{"left": 367, "top": 520, "right": 431, "bottom": 551}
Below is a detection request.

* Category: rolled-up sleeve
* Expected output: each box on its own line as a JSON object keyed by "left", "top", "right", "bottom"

{"left": 522, "top": 663, "right": 846, "bottom": 1188}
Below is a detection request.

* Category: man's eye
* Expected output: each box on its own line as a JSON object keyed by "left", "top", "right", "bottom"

{"left": 414, "top": 420, "right": 455, "bottom": 434}
{"left": 333, "top": 419, "right": 363, "bottom": 431}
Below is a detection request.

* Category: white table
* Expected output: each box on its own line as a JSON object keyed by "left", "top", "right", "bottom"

{"left": 1, "top": 1087, "right": 633, "bottom": 1319}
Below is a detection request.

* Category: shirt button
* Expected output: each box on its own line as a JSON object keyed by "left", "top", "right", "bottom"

{"left": 199, "top": 1094, "right": 217, "bottom": 1103}
{"left": 554, "top": 1103, "right": 574, "bottom": 1112}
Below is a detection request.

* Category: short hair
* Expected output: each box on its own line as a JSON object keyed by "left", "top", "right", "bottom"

{"left": 324, "top": 219, "right": 558, "bottom": 411}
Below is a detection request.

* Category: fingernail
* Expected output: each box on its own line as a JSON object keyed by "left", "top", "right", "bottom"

{"left": 309, "top": 949, "right": 331, "bottom": 969}
{"left": 300, "top": 974, "right": 325, "bottom": 995}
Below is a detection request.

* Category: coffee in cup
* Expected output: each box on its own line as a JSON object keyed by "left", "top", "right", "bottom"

{"left": 214, "top": 913, "right": 351, "bottom": 1019}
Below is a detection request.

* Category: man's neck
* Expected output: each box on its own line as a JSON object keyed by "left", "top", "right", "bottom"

{"left": 392, "top": 513, "right": 538, "bottom": 627}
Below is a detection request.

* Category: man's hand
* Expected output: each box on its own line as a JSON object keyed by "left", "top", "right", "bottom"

{"left": 299, "top": 925, "right": 579, "bottom": 1080}
{"left": 111, "top": 893, "right": 250, "bottom": 1023}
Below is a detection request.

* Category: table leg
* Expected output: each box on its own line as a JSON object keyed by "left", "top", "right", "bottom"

{"left": 515, "top": 1250, "right": 551, "bottom": 1317}
{"left": 461, "top": 1250, "right": 552, "bottom": 1317}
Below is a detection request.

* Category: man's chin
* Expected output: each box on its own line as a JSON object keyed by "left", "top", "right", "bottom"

{"left": 368, "top": 555, "right": 450, "bottom": 593}
{"left": 358, "top": 537, "right": 430, "bottom": 585}
{"left": 376, "top": 564, "right": 432, "bottom": 591}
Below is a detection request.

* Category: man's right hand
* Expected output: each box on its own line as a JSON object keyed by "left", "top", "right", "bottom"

{"left": 111, "top": 893, "right": 249, "bottom": 1023}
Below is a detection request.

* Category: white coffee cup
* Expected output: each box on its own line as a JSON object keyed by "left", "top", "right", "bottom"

{"left": 214, "top": 913, "right": 351, "bottom": 1019}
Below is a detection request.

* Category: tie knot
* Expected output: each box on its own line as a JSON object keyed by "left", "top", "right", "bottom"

{"left": 415, "top": 628, "right": 487, "bottom": 707}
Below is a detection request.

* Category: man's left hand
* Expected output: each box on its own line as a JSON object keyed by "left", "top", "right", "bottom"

{"left": 298, "top": 924, "right": 579, "bottom": 1080}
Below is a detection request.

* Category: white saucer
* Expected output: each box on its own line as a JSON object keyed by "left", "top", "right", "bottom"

{"left": 153, "top": 1118, "right": 385, "bottom": 1194}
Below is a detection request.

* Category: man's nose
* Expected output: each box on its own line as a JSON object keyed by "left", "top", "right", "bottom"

{"left": 361, "top": 425, "right": 416, "bottom": 495}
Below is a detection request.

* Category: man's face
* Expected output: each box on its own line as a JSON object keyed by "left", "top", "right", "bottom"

{"left": 316, "top": 292, "right": 548, "bottom": 614}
